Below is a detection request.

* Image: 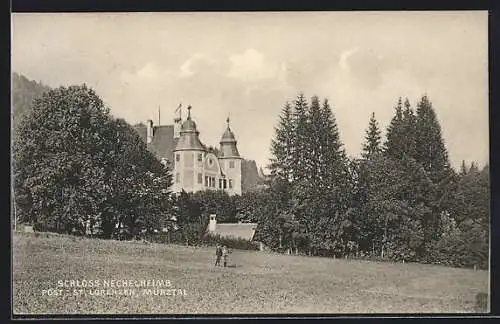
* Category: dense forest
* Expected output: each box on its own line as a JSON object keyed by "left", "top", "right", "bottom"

{"left": 11, "top": 73, "right": 489, "bottom": 269}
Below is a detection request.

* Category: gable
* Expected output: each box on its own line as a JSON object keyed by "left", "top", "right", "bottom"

{"left": 204, "top": 152, "right": 221, "bottom": 174}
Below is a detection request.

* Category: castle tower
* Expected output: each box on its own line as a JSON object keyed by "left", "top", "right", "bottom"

{"left": 146, "top": 119, "right": 154, "bottom": 144}
{"left": 173, "top": 104, "right": 182, "bottom": 139}
{"left": 173, "top": 105, "right": 206, "bottom": 193}
{"left": 219, "top": 117, "right": 242, "bottom": 195}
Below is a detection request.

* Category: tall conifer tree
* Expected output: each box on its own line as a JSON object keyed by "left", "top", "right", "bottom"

{"left": 414, "top": 95, "right": 451, "bottom": 183}
{"left": 361, "top": 112, "right": 382, "bottom": 159}
{"left": 269, "top": 102, "right": 295, "bottom": 183}
{"left": 401, "top": 98, "right": 417, "bottom": 159}
{"left": 384, "top": 97, "right": 405, "bottom": 159}
{"left": 290, "top": 93, "right": 309, "bottom": 184}
{"left": 413, "top": 95, "right": 452, "bottom": 248}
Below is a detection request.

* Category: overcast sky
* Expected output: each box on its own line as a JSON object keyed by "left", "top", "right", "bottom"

{"left": 12, "top": 11, "right": 489, "bottom": 171}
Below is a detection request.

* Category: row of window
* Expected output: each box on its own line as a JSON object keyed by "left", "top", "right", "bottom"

{"left": 174, "top": 153, "right": 235, "bottom": 168}
{"left": 174, "top": 172, "right": 233, "bottom": 189}
{"left": 204, "top": 175, "right": 232, "bottom": 189}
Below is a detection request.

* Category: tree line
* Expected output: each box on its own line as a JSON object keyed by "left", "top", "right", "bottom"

{"left": 263, "top": 93, "right": 489, "bottom": 268}
{"left": 12, "top": 82, "right": 489, "bottom": 269}
{"left": 13, "top": 85, "right": 173, "bottom": 238}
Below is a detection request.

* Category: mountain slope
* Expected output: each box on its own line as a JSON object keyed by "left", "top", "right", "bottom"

{"left": 12, "top": 72, "right": 52, "bottom": 134}
{"left": 241, "top": 159, "right": 268, "bottom": 193}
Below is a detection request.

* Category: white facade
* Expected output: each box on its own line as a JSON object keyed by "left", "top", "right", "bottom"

{"left": 172, "top": 107, "right": 242, "bottom": 196}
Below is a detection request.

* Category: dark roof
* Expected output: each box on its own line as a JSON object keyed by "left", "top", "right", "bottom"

{"left": 181, "top": 118, "right": 197, "bottom": 132}
{"left": 134, "top": 125, "right": 178, "bottom": 163}
{"left": 175, "top": 129, "right": 206, "bottom": 151}
{"left": 221, "top": 127, "right": 237, "bottom": 142}
{"left": 208, "top": 223, "right": 258, "bottom": 241}
{"left": 134, "top": 125, "right": 146, "bottom": 138}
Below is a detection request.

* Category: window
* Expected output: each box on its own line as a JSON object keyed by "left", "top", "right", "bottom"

{"left": 211, "top": 177, "right": 216, "bottom": 188}
{"left": 198, "top": 153, "right": 203, "bottom": 162}
{"left": 176, "top": 154, "right": 180, "bottom": 162}
{"left": 228, "top": 179, "right": 232, "bottom": 189}
{"left": 205, "top": 176, "right": 209, "bottom": 187}
{"left": 223, "top": 179, "right": 227, "bottom": 189}
{"left": 229, "top": 161, "right": 235, "bottom": 168}
{"left": 198, "top": 173, "right": 203, "bottom": 184}
{"left": 175, "top": 172, "right": 180, "bottom": 183}
{"left": 219, "top": 179, "right": 223, "bottom": 189}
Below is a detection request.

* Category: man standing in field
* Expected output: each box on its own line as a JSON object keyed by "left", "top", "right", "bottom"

{"left": 215, "top": 244, "right": 222, "bottom": 266}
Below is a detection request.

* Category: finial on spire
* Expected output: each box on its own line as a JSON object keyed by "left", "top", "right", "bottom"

{"left": 187, "top": 105, "right": 192, "bottom": 119}
{"left": 226, "top": 116, "right": 230, "bottom": 128}
{"left": 174, "top": 102, "right": 182, "bottom": 121}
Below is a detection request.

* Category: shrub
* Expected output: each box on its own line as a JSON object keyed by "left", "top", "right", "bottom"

{"left": 201, "top": 233, "right": 259, "bottom": 251}
{"left": 475, "top": 292, "right": 488, "bottom": 312}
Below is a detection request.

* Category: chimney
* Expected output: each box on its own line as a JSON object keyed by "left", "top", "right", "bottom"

{"left": 146, "top": 119, "right": 153, "bottom": 144}
{"left": 209, "top": 214, "right": 217, "bottom": 232}
{"left": 173, "top": 117, "right": 182, "bottom": 139}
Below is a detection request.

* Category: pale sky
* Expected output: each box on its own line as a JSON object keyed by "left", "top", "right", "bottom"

{"left": 11, "top": 12, "right": 489, "bottom": 171}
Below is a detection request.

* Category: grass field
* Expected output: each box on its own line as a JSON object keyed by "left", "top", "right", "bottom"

{"left": 12, "top": 232, "right": 489, "bottom": 315}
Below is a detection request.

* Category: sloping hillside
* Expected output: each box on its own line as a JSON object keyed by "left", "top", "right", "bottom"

{"left": 13, "top": 233, "right": 490, "bottom": 314}
{"left": 11, "top": 72, "right": 51, "bottom": 134}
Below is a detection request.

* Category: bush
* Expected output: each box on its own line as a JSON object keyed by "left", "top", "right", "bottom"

{"left": 425, "top": 220, "right": 489, "bottom": 270}
{"left": 202, "top": 233, "right": 260, "bottom": 251}
{"left": 475, "top": 292, "right": 488, "bottom": 312}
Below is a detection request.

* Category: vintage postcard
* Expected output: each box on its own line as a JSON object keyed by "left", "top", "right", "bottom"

{"left": 11, "top": 11, "right": 490, "bottom": 316}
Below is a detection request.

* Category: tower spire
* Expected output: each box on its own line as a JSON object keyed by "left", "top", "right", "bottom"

{"left": 187, "top": 105, "right": 192, "bottom": 120}
{"left": 174, "top": 103, "right": 182, "bottom": 122}
{"left": 226, "top": 116, "right": 230, "bottom": 129}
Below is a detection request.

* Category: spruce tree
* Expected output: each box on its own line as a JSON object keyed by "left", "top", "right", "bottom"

{"left": 413, "top": 95, "right": 453, "bottom": 250}
{"left": 321, "top": 98, "right": 350, "bottom": 196}
{"left": 469, "top": 161, "right": 480, "bottom": 174}
{"left": 414, "top": 95, "right": 451, "bottom": 184}
{"left": 290, "top": 93, "right": 309, "bottom": 184}
{"left": 308, "top": 98, "right": 352, "bottom": 254}
{"left": 305, "top": 95, "right": 323, "bottom": 190}
{"left": 384, "top": 97, "right": 405, "bottom": 160}
{"left": 401, "top": 98, "right": 417, "bottom": 159}
{"left": 269, "top": 101, "right": 295, "bottom": 183}
{"left": 460, "top": 160, "right": 468, "bottom": 176}
{"left": 361, "top": 112, "right": 382, "bottom": 159}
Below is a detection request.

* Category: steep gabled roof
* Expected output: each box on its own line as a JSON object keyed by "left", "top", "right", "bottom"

{"left": 134, "top": 125, "right": 178, "bottom": 163}
{"left": 208, "top": 223, "right": 258, "bottom": 241}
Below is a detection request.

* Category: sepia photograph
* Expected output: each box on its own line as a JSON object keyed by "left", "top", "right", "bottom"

{"left": 11, "top": 11, "right": 490, "bottom": 316}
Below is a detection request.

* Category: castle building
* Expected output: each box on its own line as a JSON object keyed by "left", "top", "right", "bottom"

{"left": 134, "top": 105, "right": 243, "bottom": 196}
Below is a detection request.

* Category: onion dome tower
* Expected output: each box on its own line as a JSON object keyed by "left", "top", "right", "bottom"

{"left": 219, "top": 117, "right": 242, "bottom": 195}
{"left": 174, "top": 105, "right": 205, "bottom": 151}
{"left": 173, "top": 105, "right": 206, "bottom": 193}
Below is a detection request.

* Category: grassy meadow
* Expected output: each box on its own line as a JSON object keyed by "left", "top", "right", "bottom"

{"left": 12, "top": 232, "right": 489, "bottom": 315}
